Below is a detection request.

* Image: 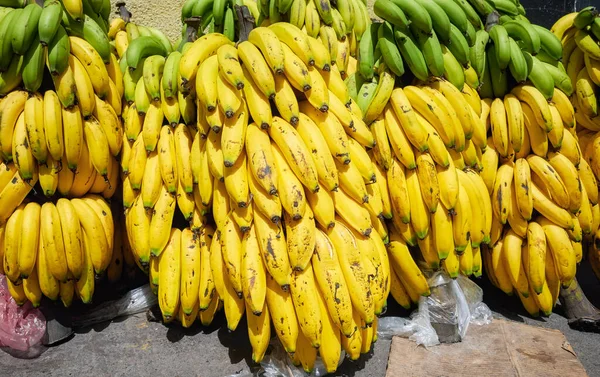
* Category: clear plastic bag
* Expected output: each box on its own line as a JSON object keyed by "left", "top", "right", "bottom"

{"left": 378, "top": 271, "right": 492, "bottom": 347}
{"left": 0, "top": 275, "right": 46, "bottom": 357}
{"left": 71, "top": 284, "right": 157, "bottom": 328}
{"left": 227, "top": 339, "right": 345, "bottom": 377}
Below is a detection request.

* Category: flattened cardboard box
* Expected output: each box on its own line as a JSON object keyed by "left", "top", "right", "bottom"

{"left": 386, "top": 318, "right": 587, "bottom": 377}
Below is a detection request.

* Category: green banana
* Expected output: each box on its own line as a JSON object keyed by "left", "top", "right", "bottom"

{"left": 0, "top": 9, "right": 19, "bottom": 71}
{"left": 542, "top": 61, "right": 572, "bottom": 96}
{"left": 126, "top": 22, "right": 140, "bottom": 41}
{"left": 192, "top": 0, "right": 215, "bottom": 17}
{"left": 532, "top": 24, "right": 562, "bottom": 61}
{"left": 465, "top": 0, "right": 493, "bottom": 17}
{"left": 356, "top": 80, "right": 378, "bottom": 115}
{"left": 517, "top": 3, "right": 525, "bottom": 16}
{"left": 11, "top": 3, "right": 42, "bottom": 55}
{"left": 487, "top": 44, "right": 507, "bottom": 98}
{"left": 38, "top": 0, "right": 63, "bottom": 46}
{"left": 136, "top": 25, "right": 153, "bottom": 37}
{"left": 391, "top": 0, "right": 432, "bottom": 34}
{"left": 88, "top": 0, "right": 104, "bottom": 13}
{"left": 162, "top": 51, "right": 181, "bottom": 100}
{"left": 222, "top": 6, "right": 235, "bottom": 41}
{"left": 0, "top": 54, "right": 24, "bottom": 96}
{"left": 374, "top": 0, "right": 409, "bottom": 31}
{"left": 432, "top": 0, "right": 469, "bottom": 34}
{"left": 488, "top": 24, "right": 510, "bottom": 70}
{"left": 147, "top": 26, "right": 173, "bottom": 55}
{"left": 268, "top": 0, "right": 281, "bottom": 23}
{"left": 0, "top": 7, "right": 13, "bottom": 22}
{"left": 47, "top": 25, "right": 70, "bottom": 75}
{"left": 143, "top": 55, "right": 165, "bottom": 102}
{"left": 278, "top": 0, "right": 294, "bottom": 13}
{"left": 415, "top": 0, "right": 450, "bottom": 43}
{"left": 394, "top": 28, "right": 428, "bottom": 81}
{"left": 213, "top": 0, "right": 227, "bottom": 26}
{"left": 534, "top": 50, "right": 559, "bottom": 66}
{"left": 314, "top": 0, "right": 333, "bottom": 25}
{"left": 345, "top": 72, "right": 366, "bottom": 102}
{"left": 0, "top": 0, "right": 23, "bottom": 7}
{"left": 22, "top": 37, "right": 44, "bottom": 92}
{"left": 453, "top": 0, "right": 480, "bottom": 29}
{"left": 358, "top": 23, "right": 376, "bottom": 79}
{"left": 126, "top": 36, "right": 169, "bottom": 70}
{"left": 574, "top": 29, "right": 600, "bottom": 60}
{"left": 465, "top": 21, "right": 477, "bottom": 47}
{"left": 82, "top": 0, "right": 107, "bottom": 33}
{"left": 591, "top": 18, "right": 600, "bottom": 41}
{"left": 331, "top": 8, "right": 347, "bottom": 39}
{"left": 182, "top": 0, "right": 196, "bottom": 19}
{"left": 469, "top": 29, "right": 488, "bottom": 79}
{"left": 503, "top": 20, "right": 541, "bottom": 55}
{"left": 412, "top": 26, "right": 444, "bottom": 77}
{"left": 507, "top": 37, "right": 527, "bottom": 83}
{"left": 62, "top": 13, "right": 111, "bottom": 63}
{"left": 377, "top": 23, "right": 404, "bottom": 77}
{"left": 479, "top": 49, "right": 493, "bottom": 98}
{"left": 523, "top": 51, "right": 554, "bottom": 100}
{"left": 447, "top": 23, "right": 470, "bottom": 66}
{"left": 574, "top": 6, "right": 598, "bottom": 30}
{"left": 336, "top": 0, "right": 354, "bottom": 31}
{"left": 487, "top": 0, "right": 518, "bottom": 16}
{"left": 441, "top": 44, "right": 465, "bottom": 90}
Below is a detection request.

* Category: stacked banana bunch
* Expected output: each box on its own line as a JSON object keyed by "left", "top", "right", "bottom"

{"left": 120, "top": 23, "right": 435, "bottom": 372}
{"left": 359, "top": 76, "right": 495, "bottom": 282}
{"left": 552, "top": 7, "right": 600, "bottom": 132}
{"left": 0, "top": 38, "right": 122, "bottom": 222}
{"left": 256, "top": 0, "right": 371, "bottom": 66}
{"left": 0, "top": 0, "right": 115, "bottom": 95}
{"left": 1, "top": 193, "right": 127, "bottom": 308}
{"left": 367, "top": 0, "right": 564, "bottom": 99}
{"left": 108, "top": 13, "right": 174, "bottom": 61}
{"left": 477, "top": 82, "right": 600, "bottom": 315}
{"left": 179, "top": 0, "right": 260, "bottom": 42}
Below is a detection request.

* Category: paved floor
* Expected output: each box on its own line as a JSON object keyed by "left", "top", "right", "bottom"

{"left": 0, "top": 264, "right": 598, "bottom": 377}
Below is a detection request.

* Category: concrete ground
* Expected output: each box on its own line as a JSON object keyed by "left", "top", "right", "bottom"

{"left": 0, "top": 264, "right": 598, "bottom": 377}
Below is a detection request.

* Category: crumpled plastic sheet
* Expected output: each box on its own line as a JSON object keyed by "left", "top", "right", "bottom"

{"left": 227, "top": 339, "right": 345, "bottom": 377}
{"left": 378, "top": 272, "right": 492, "bottom": 347}
{"left": 0, "top": 275, "right": 46, "bottom": 357}
{"left": 72, "top": 284, "right": 157, "bottom": 328}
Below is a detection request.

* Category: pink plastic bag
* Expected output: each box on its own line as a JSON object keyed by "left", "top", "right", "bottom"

{"left": 0, "top": 275, "right": 46, "bottom": 353}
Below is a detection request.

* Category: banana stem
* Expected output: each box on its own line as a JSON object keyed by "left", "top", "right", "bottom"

{"left": 184, "top": 17, "right": 201, "bottom": 42}
{"left": 235, "top": 5, "right": 255, "bottom": 42}
{"left": 559, "top": 277, "right": 600, "bottom": 333}
{"left": 116, "top": 2, "right": 131, "bottom": 23}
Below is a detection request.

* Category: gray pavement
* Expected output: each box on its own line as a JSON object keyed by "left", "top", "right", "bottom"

{"left": 0, "top": 264, "right": 598, "bottom": 377}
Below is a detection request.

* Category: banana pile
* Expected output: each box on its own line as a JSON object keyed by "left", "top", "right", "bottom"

{"left": 118, "top": 23, "right": 442, "bottom": 372}
{"left": 1, "top": 193, "right": 127, "bottom": 308}
{"left": 552, "top": 7, "right": 600, "bottom": 132}
{"left": 255, "top": 0, "right": 370, "bottom": 70}
{"left": 366, "top": 0, "right": 564, "bottom": 99}
{"left": 108, "top": 12, "right": 175, "bottom": 60}
{"left": 478, "top": 82, "right": 600, "bottom": 315}
{"left": 180, "top": 0, "right": 260, "bottom": 42}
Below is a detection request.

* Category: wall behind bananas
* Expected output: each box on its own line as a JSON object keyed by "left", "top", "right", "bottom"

{"left": 109, "top": 0, "right": 591, "bottom": 44}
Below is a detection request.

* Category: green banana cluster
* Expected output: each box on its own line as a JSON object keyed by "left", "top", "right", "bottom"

{"left": 0, "top": 0, "right": 112, "bottom": 95}
{"left": 180, "top": 0, "right": 259, "bottom": 42}
{"left": 367, "top": 0, "right": 566, "bottom": 99}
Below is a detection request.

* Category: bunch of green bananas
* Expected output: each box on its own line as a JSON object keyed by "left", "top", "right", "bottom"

{"left": 108, "top": 15, "right": 174, "bottom": 61}
{"left": 0, "top": 0, "right": 112, "bottom": 95}
{"left": 552, "top": 7, "right": 600, "bottom": 132}
{"left": 365, "top": 0, "right": 564, "bottom": 99}
{"left": 180, "top": 0, "right": 259, "bottom": 41}
{"left": 254, "top": 0, "right": 370, "bottom": 62}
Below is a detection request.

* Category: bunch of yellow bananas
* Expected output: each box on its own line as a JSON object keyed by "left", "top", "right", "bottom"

{"left": 1, "top": 194, "right": 125, "bottom": 308}
{"left": 478, "top": 82, "right": 599, "bottom": 315}
{"left": 552, "top": 9, "right": 600, "bottom": 131}
{"left": 121, "top": 24, "right": 419, "bottom": 372}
